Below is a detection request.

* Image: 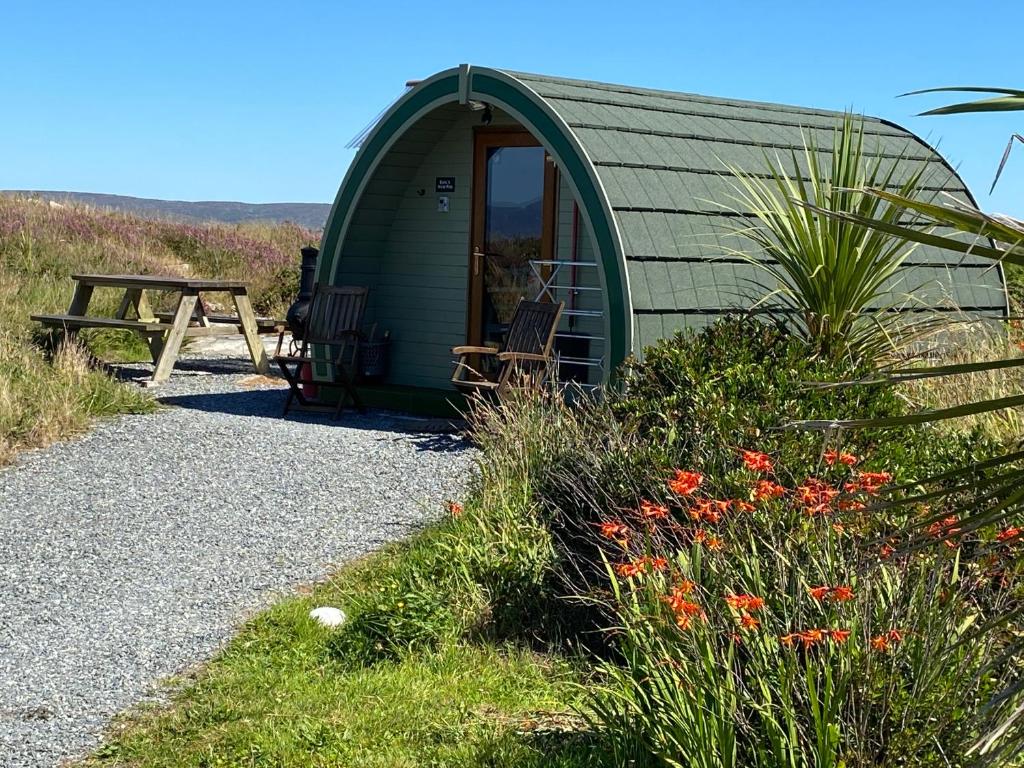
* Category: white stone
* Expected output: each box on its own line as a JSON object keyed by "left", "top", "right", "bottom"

{"left": 309, "top": 606, "right": 346, "bottom": 628}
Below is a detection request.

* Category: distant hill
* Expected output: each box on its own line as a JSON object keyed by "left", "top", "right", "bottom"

{"left": 2, "top": 191, "right": 331, "bottom": 229}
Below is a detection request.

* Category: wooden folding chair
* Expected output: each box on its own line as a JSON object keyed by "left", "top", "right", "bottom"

{"left": 451, "top": 299, "right": 564, "bottom": 398}
{"left": 274, "top": 284, "right": 369, "bottom": 417}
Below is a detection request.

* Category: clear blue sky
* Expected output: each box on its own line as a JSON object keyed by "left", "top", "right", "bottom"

{"left": 3, "top": 0, "right": 1022, "bottom": 216}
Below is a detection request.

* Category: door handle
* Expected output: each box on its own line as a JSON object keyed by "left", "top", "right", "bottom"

{"left": 472, "top": 248, "right": 483, "bottom": 276}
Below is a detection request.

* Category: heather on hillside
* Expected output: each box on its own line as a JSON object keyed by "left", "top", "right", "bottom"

{"left": 0, "top": 195, "right": 321, "bottom": 462}
{"left": 0, "top": 196, "right": 319, "bottom": 316}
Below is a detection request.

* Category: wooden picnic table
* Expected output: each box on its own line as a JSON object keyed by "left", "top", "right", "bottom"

{"left": 32, "top": 274, "right": 281, "bottom": 384}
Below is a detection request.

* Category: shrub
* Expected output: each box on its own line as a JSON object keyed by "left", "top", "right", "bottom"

{"left": 612, "top": 316, "right": 990, "bottom": 481}
{"left": 584, "top": 448, "right": 1022, "bottom": 767}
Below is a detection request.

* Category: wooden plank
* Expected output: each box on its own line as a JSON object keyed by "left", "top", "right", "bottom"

{"left": 72, "top": 274, "right": 250, "bottom": 290}
{"left": 231, "top": 290, "right": 270, "bottom": 374}
{"left": 31, "top": 314, "right": 173, "bottom": 332}
{"left": 151, "top": 293, "right": 199, "bottom": 383}
{"left": 115, "top": 288, "right": 159, "bottom": 323}
{"left": 66, "top": 282, "right": 95, "bottom": 316}
{"left": 151, "top": 311, "right": 282, "bottom": 331}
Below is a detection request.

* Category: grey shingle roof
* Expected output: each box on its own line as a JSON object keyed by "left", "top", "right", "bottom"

{"left": 508, "top": 71, "right": 1007, "bottom": 353}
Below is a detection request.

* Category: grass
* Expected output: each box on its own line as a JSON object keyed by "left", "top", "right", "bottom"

{"left": 0, "top": 195, "right": 319, "bottom": 463}
{"left": 84, "top": 538, "right": 604, "bottom": 768}
{"left": 903, "top": 326, "right": 1024, "bottom": 443}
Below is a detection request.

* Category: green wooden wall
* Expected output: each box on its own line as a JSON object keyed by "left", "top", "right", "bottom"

{"left": 334, "top": 104, "right": 524, "bottom": 389}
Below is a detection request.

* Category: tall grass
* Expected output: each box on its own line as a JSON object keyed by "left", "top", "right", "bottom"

{"left": 902, "top": 326, "right": 1024, "bottom": 443}
{"left": 0, "top": 195, "right": 320, "bottom": 463}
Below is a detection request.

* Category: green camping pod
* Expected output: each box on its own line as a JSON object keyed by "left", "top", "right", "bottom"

{"left": 317, "top": 65, "right": 1007, "bottom": 412}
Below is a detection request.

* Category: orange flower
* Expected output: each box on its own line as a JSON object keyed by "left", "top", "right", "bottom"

{"left": 668, "top": 469, "right": 703, "bottom": 496}
{"left": 639, "top": 500, "right": 670, "bottom": 520}
{"left": 838, "top": 499, "right": 866, "bottom": 512}
{"left": 780, "top": 633, "right": 800, "bottom": 648}
{"left": 831, "top": 586, "right": 855, "bottom": 602}
{"left": 724, "top": 593, "right": 764, "bottom": 612}
{"left": 825, "top": 450, "right": 859, "bottom": 467}
{"left": 797, "top": 478, "right": 839, "bottom": 507}
{"left": 870, "top": 634, "right": 891, "bottom": 652}
{"left": 706, "top": 536, "right": 724, "bottom": 551}
{"left": 809, "top": 585, "right": 854, "bottom": 602}
{"left": 857, "top": 470, "right": 892, "bottom": 493}
{"left": 740, "top": 449, "right": 774, "bottom": 473}
{"left": 648, "top": 556, "right": 669, "bottom": 571}
{"left": 808, "top": 586, "right": 831, "bottom": 601}
{"left": 734, "top": 500, "right": 755, "bottom": 513}
{"left": 832, "top": 522, "right": 846, "bottom": 535}
{"left": 996, "top": 526, "right": 1022, "bottom": 543}
{"left": 799, "top": 629, "right": 824, "bottom": 648}
{"left": 691, "top": 498, "right": 730, "bottom": 523}
{"left": 446, "top": 500, "right": 463, "bottom": 517}
{"left": 740, "top": 613, "right": 760, "bottom": 630}
{"left": 828, "top": 628, "right": 851, "bottom": 644}
{"left": 880, "top": 543, "right": 896, "bottom": 559}
{"left": 927, "top": 515, "right": 961, "bottom": 548}
{"left": 672, "top": 579, "right": 696, "bottom": 596}
{"left": 616, "top": 559, "right": 647, "bottom": 578}
{"left": 753, "top": 480, "right": 786, "bottom": 502}
{"left": 693, "top": 528, "right": 707, "bottom": 544}
{"left": 803, "top": 503, "right": 832, "bottom": 517}
{"left": 599, "top": 520, "right": 630, "bottom": 540}
{"left": 663, "top": 587, "right": 703, "bottom": 630}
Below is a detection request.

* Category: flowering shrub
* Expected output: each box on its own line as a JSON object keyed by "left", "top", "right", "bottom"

{"left": 586, "top": 449, "right": 1023, "bottom": 766}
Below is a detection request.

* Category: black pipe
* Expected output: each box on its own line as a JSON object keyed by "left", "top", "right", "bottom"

{"left": 286, "top": 245, "right": 319, "bottom": 340}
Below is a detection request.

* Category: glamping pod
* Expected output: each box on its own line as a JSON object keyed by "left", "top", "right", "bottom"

{"left": 317, "top": 65, "right": 1007, "bottom": 412}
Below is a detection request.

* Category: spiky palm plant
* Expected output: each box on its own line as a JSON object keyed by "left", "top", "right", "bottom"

{"left": 720, "top": 114, "right": 944, "bottom": 363}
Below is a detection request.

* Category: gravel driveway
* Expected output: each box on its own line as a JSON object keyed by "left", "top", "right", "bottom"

{"left": 0, "top": 356, "right": 475, "bottom": 767}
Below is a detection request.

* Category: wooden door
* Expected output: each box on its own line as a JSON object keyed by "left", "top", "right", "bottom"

{"left": 468, "top": 128, "right": 557, "bottom": 348}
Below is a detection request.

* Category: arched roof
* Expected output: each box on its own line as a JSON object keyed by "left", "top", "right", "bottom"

{"left": 319, "top": 65, "right": 1008, "bottom": 374}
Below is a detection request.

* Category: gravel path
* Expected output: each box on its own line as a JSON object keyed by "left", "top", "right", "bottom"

{"left": 0, "top": 356, "right": 475, "bottom": 767}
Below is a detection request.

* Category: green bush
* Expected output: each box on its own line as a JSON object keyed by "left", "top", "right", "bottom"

{"left": 613, "top": 316, "right": 990, "bottom": 482}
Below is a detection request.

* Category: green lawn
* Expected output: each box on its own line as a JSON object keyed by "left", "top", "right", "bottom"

{"left": 85, "top": 546, "right": 605, "bottom": 768}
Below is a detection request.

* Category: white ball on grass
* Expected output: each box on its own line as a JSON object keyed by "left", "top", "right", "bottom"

{"left": 309, "top": 606, "right": 346, "bottom": 628}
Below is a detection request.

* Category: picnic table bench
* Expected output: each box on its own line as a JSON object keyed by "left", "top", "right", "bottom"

{"left": 32, "top": 274, "right": 282, "bottom": 384}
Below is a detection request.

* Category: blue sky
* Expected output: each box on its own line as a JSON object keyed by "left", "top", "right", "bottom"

{"left": 3, "top": 0, "right": 1022, "bottom": 215}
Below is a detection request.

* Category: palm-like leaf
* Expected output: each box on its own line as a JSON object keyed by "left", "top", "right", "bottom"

{"left": 904, "top": 86, "right": 1024, "bottom": 116}
{"left": 720, "top": 114, "right": 946, "bottom": 362}
{"left": 903, "top": 86, "right": 1024, "bottom": 191}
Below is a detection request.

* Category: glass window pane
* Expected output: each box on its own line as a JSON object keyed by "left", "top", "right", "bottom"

{"left": 482, "top": 146, "right": 545, "bottom": 334}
